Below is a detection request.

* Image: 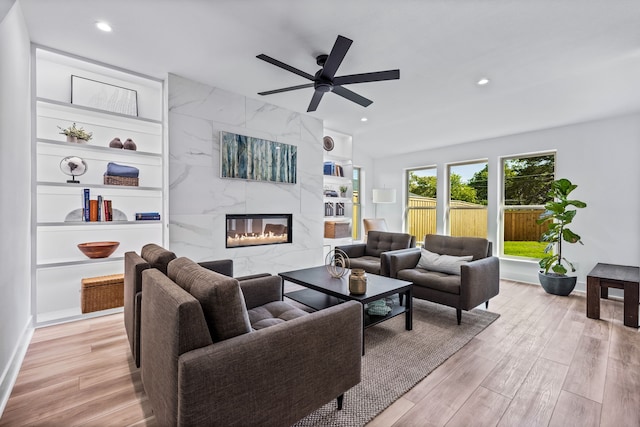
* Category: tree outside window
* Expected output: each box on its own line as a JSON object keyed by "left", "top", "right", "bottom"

{"left": 449, "top": 162, "right": 488, "bottom": 238}
{"left": 502, "top": 154, "right": 555, "bottom": 258}
{"left": 407, "top": 167, "right": 437, "bottom": 243}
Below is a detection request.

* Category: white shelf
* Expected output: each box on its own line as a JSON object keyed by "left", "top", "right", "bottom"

{"left": 324, "top": 197, "right": 352, "bottom": 203}
{"left": 38, "top": 181, "right": 162, "bottom": 191}
{"left": 37, "top": 137, "right": 161, "bottom": 158}
{"left": 33, "top": 46, "right": 166, "bottom": 325}
{"left": 37, "top": 256, "right": 125, "bottom": 269}
{"left": 38, "top": 220, "right": 161, "bottom": 226}
{"left": 323, "top": 129, "right": 353, "bottom": 243}
{"left": 37, "top": 97, "right": 162, "bottom": 124}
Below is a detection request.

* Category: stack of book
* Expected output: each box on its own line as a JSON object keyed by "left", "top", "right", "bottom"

{"left": 323, "top": 161, "right": 344, "bottom": 177}
{"left": 83, "top": 189, "right": 112, "bottom": 221}
{"left": 135, "top": 212, "right": 161, "bottom": 221}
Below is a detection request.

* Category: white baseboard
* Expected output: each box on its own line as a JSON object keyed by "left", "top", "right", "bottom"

{"left": 0, "top": 316, "right": 34, "bottom": 417}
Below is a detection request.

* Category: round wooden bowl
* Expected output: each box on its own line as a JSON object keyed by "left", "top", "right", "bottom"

{"left": 77, "top": 241, "right": 120, "bottom": 259}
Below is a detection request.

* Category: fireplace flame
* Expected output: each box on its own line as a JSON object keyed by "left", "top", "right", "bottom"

{"left": 227, "top": 231, "right": 289, "bottom": 247}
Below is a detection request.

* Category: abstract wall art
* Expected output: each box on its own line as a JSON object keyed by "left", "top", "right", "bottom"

{"left": 220, "top": 131, "right": 297, "bottom": 184}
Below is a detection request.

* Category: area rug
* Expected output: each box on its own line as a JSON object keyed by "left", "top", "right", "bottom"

{"left": 294, "top": 299, "right": 500, "bottom": 427}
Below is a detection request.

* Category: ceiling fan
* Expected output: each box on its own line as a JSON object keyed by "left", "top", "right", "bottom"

{"left": 256, "top": 35, "right": 400, "bottom": 112}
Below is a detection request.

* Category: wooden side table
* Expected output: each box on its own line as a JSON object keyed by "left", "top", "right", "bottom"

{"left": 586, "top": 263, "right": 640, "bottom": 328}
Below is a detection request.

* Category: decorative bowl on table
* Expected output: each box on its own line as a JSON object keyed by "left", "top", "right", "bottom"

{"left": 77, "top": 241, "right": 120, "bottom": 259}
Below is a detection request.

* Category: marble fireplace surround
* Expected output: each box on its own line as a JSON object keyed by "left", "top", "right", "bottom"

{"left": 168, "top": 73, "right": 324, "bottom": 276}
{"left": 226, "top": 213, "right": 292, "bottom": 248}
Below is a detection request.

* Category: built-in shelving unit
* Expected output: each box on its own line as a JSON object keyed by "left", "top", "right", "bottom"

{"left": 32, "top": 46, "right": 166, "bottom": 325}
{"left": 323, "top": 130, "right": 353, "bottom": 255}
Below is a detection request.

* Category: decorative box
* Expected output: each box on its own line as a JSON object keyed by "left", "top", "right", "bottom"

{"left": 104, "top": 175, "right": 139, "bottom": 186}
{"left": 81, "top": 273, "right": 125, "bottom": 313}
{"left": 324, "top": 221, "right": 350, "bottom": 238}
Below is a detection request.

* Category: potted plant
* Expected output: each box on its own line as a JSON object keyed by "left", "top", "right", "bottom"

{"left": 339, "top": 185, "right": 348, "bottom": 198}
{"left": 76, "top": 127, "right": 93, "bottom": 143}
{"left": 58, "top": 123, "right": 92, "bottom": 143}
{"left": 536, "top": 178, "right": 587, "bottom": 296}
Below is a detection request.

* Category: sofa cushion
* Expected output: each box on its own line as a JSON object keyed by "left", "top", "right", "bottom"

{"left": 397, "top": 268, "right": 462, "bottom": 295}
{"left": 248, "top": 301, "right": 309, "bottom": 330}
{"left": 365, "top": 231, "right": 414, "bottom": 257}
{"left": 416, "top": 248, "right": 472, "bottom": 275}
{"left": 167, "top": 257, "right": 206, "bottom": 293}
{"left": 141, "top": 243, "right": 176, "bottom": 275}
{"left": 169, "top": 257, "right": 251, "bottom": 342}
{"left": 423, "top": 234, "right": 489, "bottom": 260}
{"left": 348, "top": 256, "right": 382, "bottom": 275}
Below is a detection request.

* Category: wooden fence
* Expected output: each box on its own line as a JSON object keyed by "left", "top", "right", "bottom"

{"left": 406, "top": 196, "right": 548, "bottom": 241}
{"left": 503, "top": 208, "right": 548, "bottom": 241}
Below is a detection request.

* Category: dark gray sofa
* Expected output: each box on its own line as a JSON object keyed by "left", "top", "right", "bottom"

{"left": 389, "top": 234, "right": 499, "bottom": 324}
{"left": 336, "top": 230, "right": 416, "bottom": 276}
{"left": 141, "top": 257, "right": 362, "bottom": 427}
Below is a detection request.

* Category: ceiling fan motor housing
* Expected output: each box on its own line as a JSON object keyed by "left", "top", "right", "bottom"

{"left": 314, "top": 69, "right": 334, "bottom": 92}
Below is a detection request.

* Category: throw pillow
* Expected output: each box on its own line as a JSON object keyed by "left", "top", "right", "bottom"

{"left": 416, "top": 248, "right": 473, "bottom": 275}
{"left": 182, "top": 265, "right": 252, "bottom": 342}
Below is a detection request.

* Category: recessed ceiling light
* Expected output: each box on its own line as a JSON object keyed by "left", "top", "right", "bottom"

{"left": 477, "top": 78, "right": 490, "bottom": 86}
{"left": 96, "top": 21, "right": 112, "bottom": 32}
{"left": 361, "top": 117, "right": 368, "bottom": 122}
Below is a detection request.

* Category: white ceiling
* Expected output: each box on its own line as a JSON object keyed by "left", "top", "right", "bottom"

{"left": 19, "top": 0, "right": 640, "bottom": 158}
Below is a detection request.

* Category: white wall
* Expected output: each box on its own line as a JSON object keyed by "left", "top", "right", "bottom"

{"left": 0, "top": 1, "right": 33, "bottom": 415}
{"left": 372, "top": 113, "right": 640, "bottom": 289}
{"left": 168, "top": 74, "right": 324, "bottom": 275}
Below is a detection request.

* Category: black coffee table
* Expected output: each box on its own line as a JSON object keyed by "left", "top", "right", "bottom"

{"left": 279, "top": 265, "right": 413, "bottom": 354}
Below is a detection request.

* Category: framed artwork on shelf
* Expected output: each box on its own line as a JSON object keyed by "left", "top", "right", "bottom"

{"left": 71, "top": 75, "right": 138, "bottom": 116}
{"left": 220, "top": 131, "right": 297, "bottom": 184}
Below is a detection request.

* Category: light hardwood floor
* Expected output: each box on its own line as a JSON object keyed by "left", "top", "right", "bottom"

{"left": 1, "top": 280, "right": 639, "bottom": 426}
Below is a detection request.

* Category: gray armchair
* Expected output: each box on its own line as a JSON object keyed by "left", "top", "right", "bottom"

{"left": 124, "top": 243, "right": 233, "bottom": 367}
{"left": 141, "top": 257, "right": 362, "bottom": 426}
{"left": 336, "top": 230, "right": 415, "bottom": 276}
{"left": 389, "top": 234, "right": 499, "bottom": 324}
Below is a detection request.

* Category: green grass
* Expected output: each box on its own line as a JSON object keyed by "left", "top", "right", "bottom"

{"left": 503, "top": 241, "right": 547, "bottom": 259}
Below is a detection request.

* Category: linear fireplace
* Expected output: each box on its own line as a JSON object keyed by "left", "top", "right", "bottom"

{"left": 226, "top": 214, "right": 292, "bottom": 248}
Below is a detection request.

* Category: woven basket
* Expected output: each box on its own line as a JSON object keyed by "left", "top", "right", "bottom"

{"left": 104, "top": 175, "right": 139, "bottom": 186}
{"left": 324, "top": 221, "right": 350, "bottom": 238}
{"left": 81, "top": 273, "right": 124, "bottom": 313}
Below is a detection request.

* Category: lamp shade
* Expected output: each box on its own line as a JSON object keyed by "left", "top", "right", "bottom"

{"left": 372, "top": 188, "right": 396, "bottom": 203}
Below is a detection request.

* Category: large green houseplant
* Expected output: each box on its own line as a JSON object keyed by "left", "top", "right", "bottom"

{"left": 536, "top": 178, "right": 587, "bottom": 295}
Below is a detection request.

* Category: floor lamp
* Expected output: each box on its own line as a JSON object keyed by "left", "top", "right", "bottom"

{"left": 372, "top": 188, "right": 396, "bottom": 218}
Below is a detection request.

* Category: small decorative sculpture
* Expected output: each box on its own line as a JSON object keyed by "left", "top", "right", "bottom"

{"left": 109, "top": 137, "right": 123, "bottom": 148}
{"left": 325, "top": 248, "right": 349, "bottom": 278}
{"left": 59, "top": 156, "right": 87, "bottom": 184}
{"left": 123, "top": 138, "right": 137, "bottom": 150}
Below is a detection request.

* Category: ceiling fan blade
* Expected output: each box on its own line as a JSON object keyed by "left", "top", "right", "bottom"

{"left": 256, "top": 54, "right": 315, "bottom": 80}
{"left": 333, "top": 69, "right": 400, "bottom": 86}
{"left": 320, "top": 35, "right": 352, "bottom": 80}
{"left": 332, "top": 86, "right": 373, "bottom": 108}
{"left": 258, "top": 83, "right": 315, "bottom": 96}
{"left": 307, "top": 90, "right": 325, "bottom": 112}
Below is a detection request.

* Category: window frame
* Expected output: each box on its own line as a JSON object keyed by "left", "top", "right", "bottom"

{"left": 446, "top": 160, "right": 489, "bottom": 238}
{"left": 352, "top": 166, "right": 361, "bottom": 240}
{"left": 499, "top": 151, "right": 556, "bottom": 260}
{"left": 405, "top": 166, "right": 438, "bottom": 246}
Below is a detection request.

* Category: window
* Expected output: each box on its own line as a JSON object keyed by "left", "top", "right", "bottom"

{"left": 502, "top": 153, "right": 555, "bottom": 258}
{"left": 406, "top": 167, "right": 437, "bottom": 244}
{"left": 448, "top": 162, "right": 488, "bottom": 237}
{"left": 352, "top": 167, "right": 361, "bottom": 240}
